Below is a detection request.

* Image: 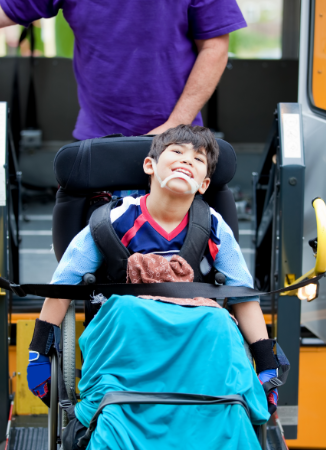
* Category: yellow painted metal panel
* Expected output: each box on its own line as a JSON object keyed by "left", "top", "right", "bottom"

{"left": 9, "top": 346, "right": 17, "bottom": 395}
{"left": 9, "top": 346, "right": 17, "bottom": 416}
{"left": 16, "top": 321, "right": 48, "bottom": 415}
{"left": 10, "top": 312, "right": 85, "bottom": 323}
{"left": 263, "top": 314, "right": 272, "bottom": 325}
{"left": 312, "top": 0, "right": 326, "bottom": 110}
{"left": 287, "top": 347, "right": 326, "bottom": 449}
{"left": 313, "top": 198, "right": 326, "bottom": 275}
{"left": 15, "top": 320, "right": 84, "bottom": 414}
{"left": 75, "top": 321, "right": 84, "bottom": 394}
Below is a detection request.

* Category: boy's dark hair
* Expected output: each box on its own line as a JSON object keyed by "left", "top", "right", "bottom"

{"left": 148, "top": 124, "right": 219, "bottom": 178}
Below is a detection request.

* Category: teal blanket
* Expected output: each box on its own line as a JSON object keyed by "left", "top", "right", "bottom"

{"left": 75, "top": 295, "right": 270, "bottom": 449}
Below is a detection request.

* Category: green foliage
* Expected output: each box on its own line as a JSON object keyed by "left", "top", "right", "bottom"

{"left": 55, "top": 9, "right": 74, "bottom": 58}
{"left": 229, "top": 28, "right": 281, "bottom": 59}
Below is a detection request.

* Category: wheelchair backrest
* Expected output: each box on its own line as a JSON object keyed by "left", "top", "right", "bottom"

{"left": 52, "top": 135, "right": 238, "bottom": 262}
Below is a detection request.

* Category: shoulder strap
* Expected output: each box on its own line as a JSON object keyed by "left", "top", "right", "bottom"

{"left": 179, "top": 197, "right": 211, "bottom": 282}
{"left": 90, "top": 200, "right": 130, "bottom": 283}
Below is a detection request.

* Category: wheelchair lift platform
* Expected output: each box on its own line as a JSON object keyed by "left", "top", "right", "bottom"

{"left": 7, "top": 415, "right": 47, "bottom": 450}
{"left": 9, "top": 428, "right": 47, "bottom": 450}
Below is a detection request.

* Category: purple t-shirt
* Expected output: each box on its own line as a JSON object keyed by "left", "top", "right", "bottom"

{"left": 1, "top": 0, "right": 246, "bottom": 139}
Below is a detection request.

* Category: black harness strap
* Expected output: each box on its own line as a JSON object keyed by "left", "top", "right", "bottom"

{"left": 89, "top": 197, "right": 211, "bottom": 283}
{"left": 178, "top": 197, "right": 211, "bottom": 281}
{"left": 90, "top": 200, "right": 130, "bottom": 283}
{"left": 76, "top": 391, "right": 250, "bottom": 449}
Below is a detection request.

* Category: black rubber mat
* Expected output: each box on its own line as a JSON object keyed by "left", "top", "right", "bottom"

{"left": 9, "top": 427, "right": 47, "bottom": 450}
{"left": 8, "top": 423, "right": 286, "bottom": 449}
{"left": 267, "top": 426, "right": 288, "bottom": 450}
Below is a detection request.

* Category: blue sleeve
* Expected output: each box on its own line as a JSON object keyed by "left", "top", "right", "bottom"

{"left": 188, "top": 0, "right": 247, "bottom": 40}
{"left": 51, "top": 225, "right": 103, "bottom": 285}
{"left": 212, "top": 212, "right": 259, "bottom": 305}
{"left": 0, "top": 0, "right": 62, "bottom": 27}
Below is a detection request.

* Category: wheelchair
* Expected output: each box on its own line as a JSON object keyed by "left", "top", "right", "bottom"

{"left": 48, "top": 134, "right": 265, "bottom": 450}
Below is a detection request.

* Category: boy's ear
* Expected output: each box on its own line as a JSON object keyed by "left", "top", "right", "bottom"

{"left": 198, "top": 177, "right": 210, "bottom": 195}
{"left": 143, "top": 157, "right": 154, "bottom": 175}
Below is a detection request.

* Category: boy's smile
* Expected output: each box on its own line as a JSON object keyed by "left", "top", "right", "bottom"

{"left": 171, "top": 167, "right": 193, "bottom": 178}
{"left": 144, "top": 142, "right": 210, "bottom": 196}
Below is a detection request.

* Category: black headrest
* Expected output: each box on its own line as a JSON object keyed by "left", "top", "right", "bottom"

{"left": 54, "top": 135, "right": 237, "bottom": 193}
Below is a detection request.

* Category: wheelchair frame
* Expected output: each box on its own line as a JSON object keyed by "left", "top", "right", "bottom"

{"left": 46, "top": 103, "right": 316, "bottom": 449}
{"left": 45, "top": 105, "right": 311, "bottom": 449}
{"left": 48, "top": 300, "right": 76, "bottom": 450}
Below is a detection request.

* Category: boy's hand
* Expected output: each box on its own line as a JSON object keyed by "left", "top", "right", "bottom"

{"left": 258, "top": 369, "right": 278, "bottom": 415}
{"left": 27, "top": 351, "right": 51, "bottom": 407}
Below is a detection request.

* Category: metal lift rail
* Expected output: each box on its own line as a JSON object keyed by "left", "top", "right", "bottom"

{"left": 254, "top": 103, "right": 306, "bottom": 441}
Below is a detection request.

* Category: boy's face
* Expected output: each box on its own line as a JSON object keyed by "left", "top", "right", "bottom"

{"left": 144, "top": 143, "right": 210, "bottom": 195}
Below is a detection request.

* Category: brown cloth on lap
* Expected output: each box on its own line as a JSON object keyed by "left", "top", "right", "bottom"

{"left": 127, "top": 253, "right": 194, "bottom": 284}
{"left": 126, "top": 253, "right": 223, "bottom": 309}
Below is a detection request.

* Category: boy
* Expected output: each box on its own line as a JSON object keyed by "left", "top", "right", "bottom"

{"left": 28, "top": 125, "right": 278, "bottom": 445}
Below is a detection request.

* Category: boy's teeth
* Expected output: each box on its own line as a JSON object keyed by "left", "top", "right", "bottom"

{"left": 176, "top": 169, "right": 191, "bottom": 176}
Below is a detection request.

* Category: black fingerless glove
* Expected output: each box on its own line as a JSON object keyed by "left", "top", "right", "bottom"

{"left": 249, "top": 339, "right": 279, "bottom": 374}
{"left": 28, "top": 318, "right": 60, "bottom": 408}
{"left": 29, "top": 318, "right": 60, "bottom": 355}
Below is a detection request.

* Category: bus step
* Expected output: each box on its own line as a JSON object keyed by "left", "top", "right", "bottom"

{"left": 9, "top": 427, "right": 48, "bottom": 450}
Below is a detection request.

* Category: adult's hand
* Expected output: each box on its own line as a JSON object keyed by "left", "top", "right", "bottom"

{"left": 0, "top": 6, "right": 16, "bottom": 28}
{"left": 147, "top": 120, "right": 180, "bottom": 135}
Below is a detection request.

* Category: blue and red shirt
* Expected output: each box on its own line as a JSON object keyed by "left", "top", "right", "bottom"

{"left": 51, "top": 195, "right": 257, "bottom": 305}
{"left": 110, "top": 195, "right": 219, "bottom": 274}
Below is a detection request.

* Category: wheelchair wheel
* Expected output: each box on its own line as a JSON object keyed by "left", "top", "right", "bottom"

{"left": 243, "top": 340, "right": 267, "bottom": 450}
{"left": 62, "top": 300, "right": 76, "bottom": 427}
{"left": 48, "top": 350, "right": 59, "bottom": 450}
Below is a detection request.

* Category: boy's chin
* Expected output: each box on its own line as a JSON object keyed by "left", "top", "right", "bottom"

{"left": 163, "top": 180, "right": 194, "bottom": 195}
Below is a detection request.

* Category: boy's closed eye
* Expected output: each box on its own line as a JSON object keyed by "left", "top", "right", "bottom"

{"left": 172, "top": 149, "right": 206, "bottom": 163}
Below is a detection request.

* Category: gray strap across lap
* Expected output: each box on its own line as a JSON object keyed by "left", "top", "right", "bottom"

{"left": 76, "top": 391, "right": 250, "bottom": 449}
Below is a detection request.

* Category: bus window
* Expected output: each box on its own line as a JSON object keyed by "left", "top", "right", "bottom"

{"left": 311, "top": 0, "right": 326, "bottom": 111}
{"left": 230, "top": 0, "right": 283, "bottom": 59}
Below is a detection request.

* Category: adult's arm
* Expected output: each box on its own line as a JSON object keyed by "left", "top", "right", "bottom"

{"left": 147, "top": 34, "right": 229, "bottom": 134}
{"left": 0, "top": 5, "right": 16, "bottom": 27}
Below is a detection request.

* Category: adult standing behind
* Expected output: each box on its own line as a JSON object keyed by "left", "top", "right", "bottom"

{"left": 0, "top": 1, "right": 246, "bottom": 139}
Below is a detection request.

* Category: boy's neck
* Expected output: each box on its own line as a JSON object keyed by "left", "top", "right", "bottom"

{"left": 146, "top": 188, "right": 194, "bottom": 233}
